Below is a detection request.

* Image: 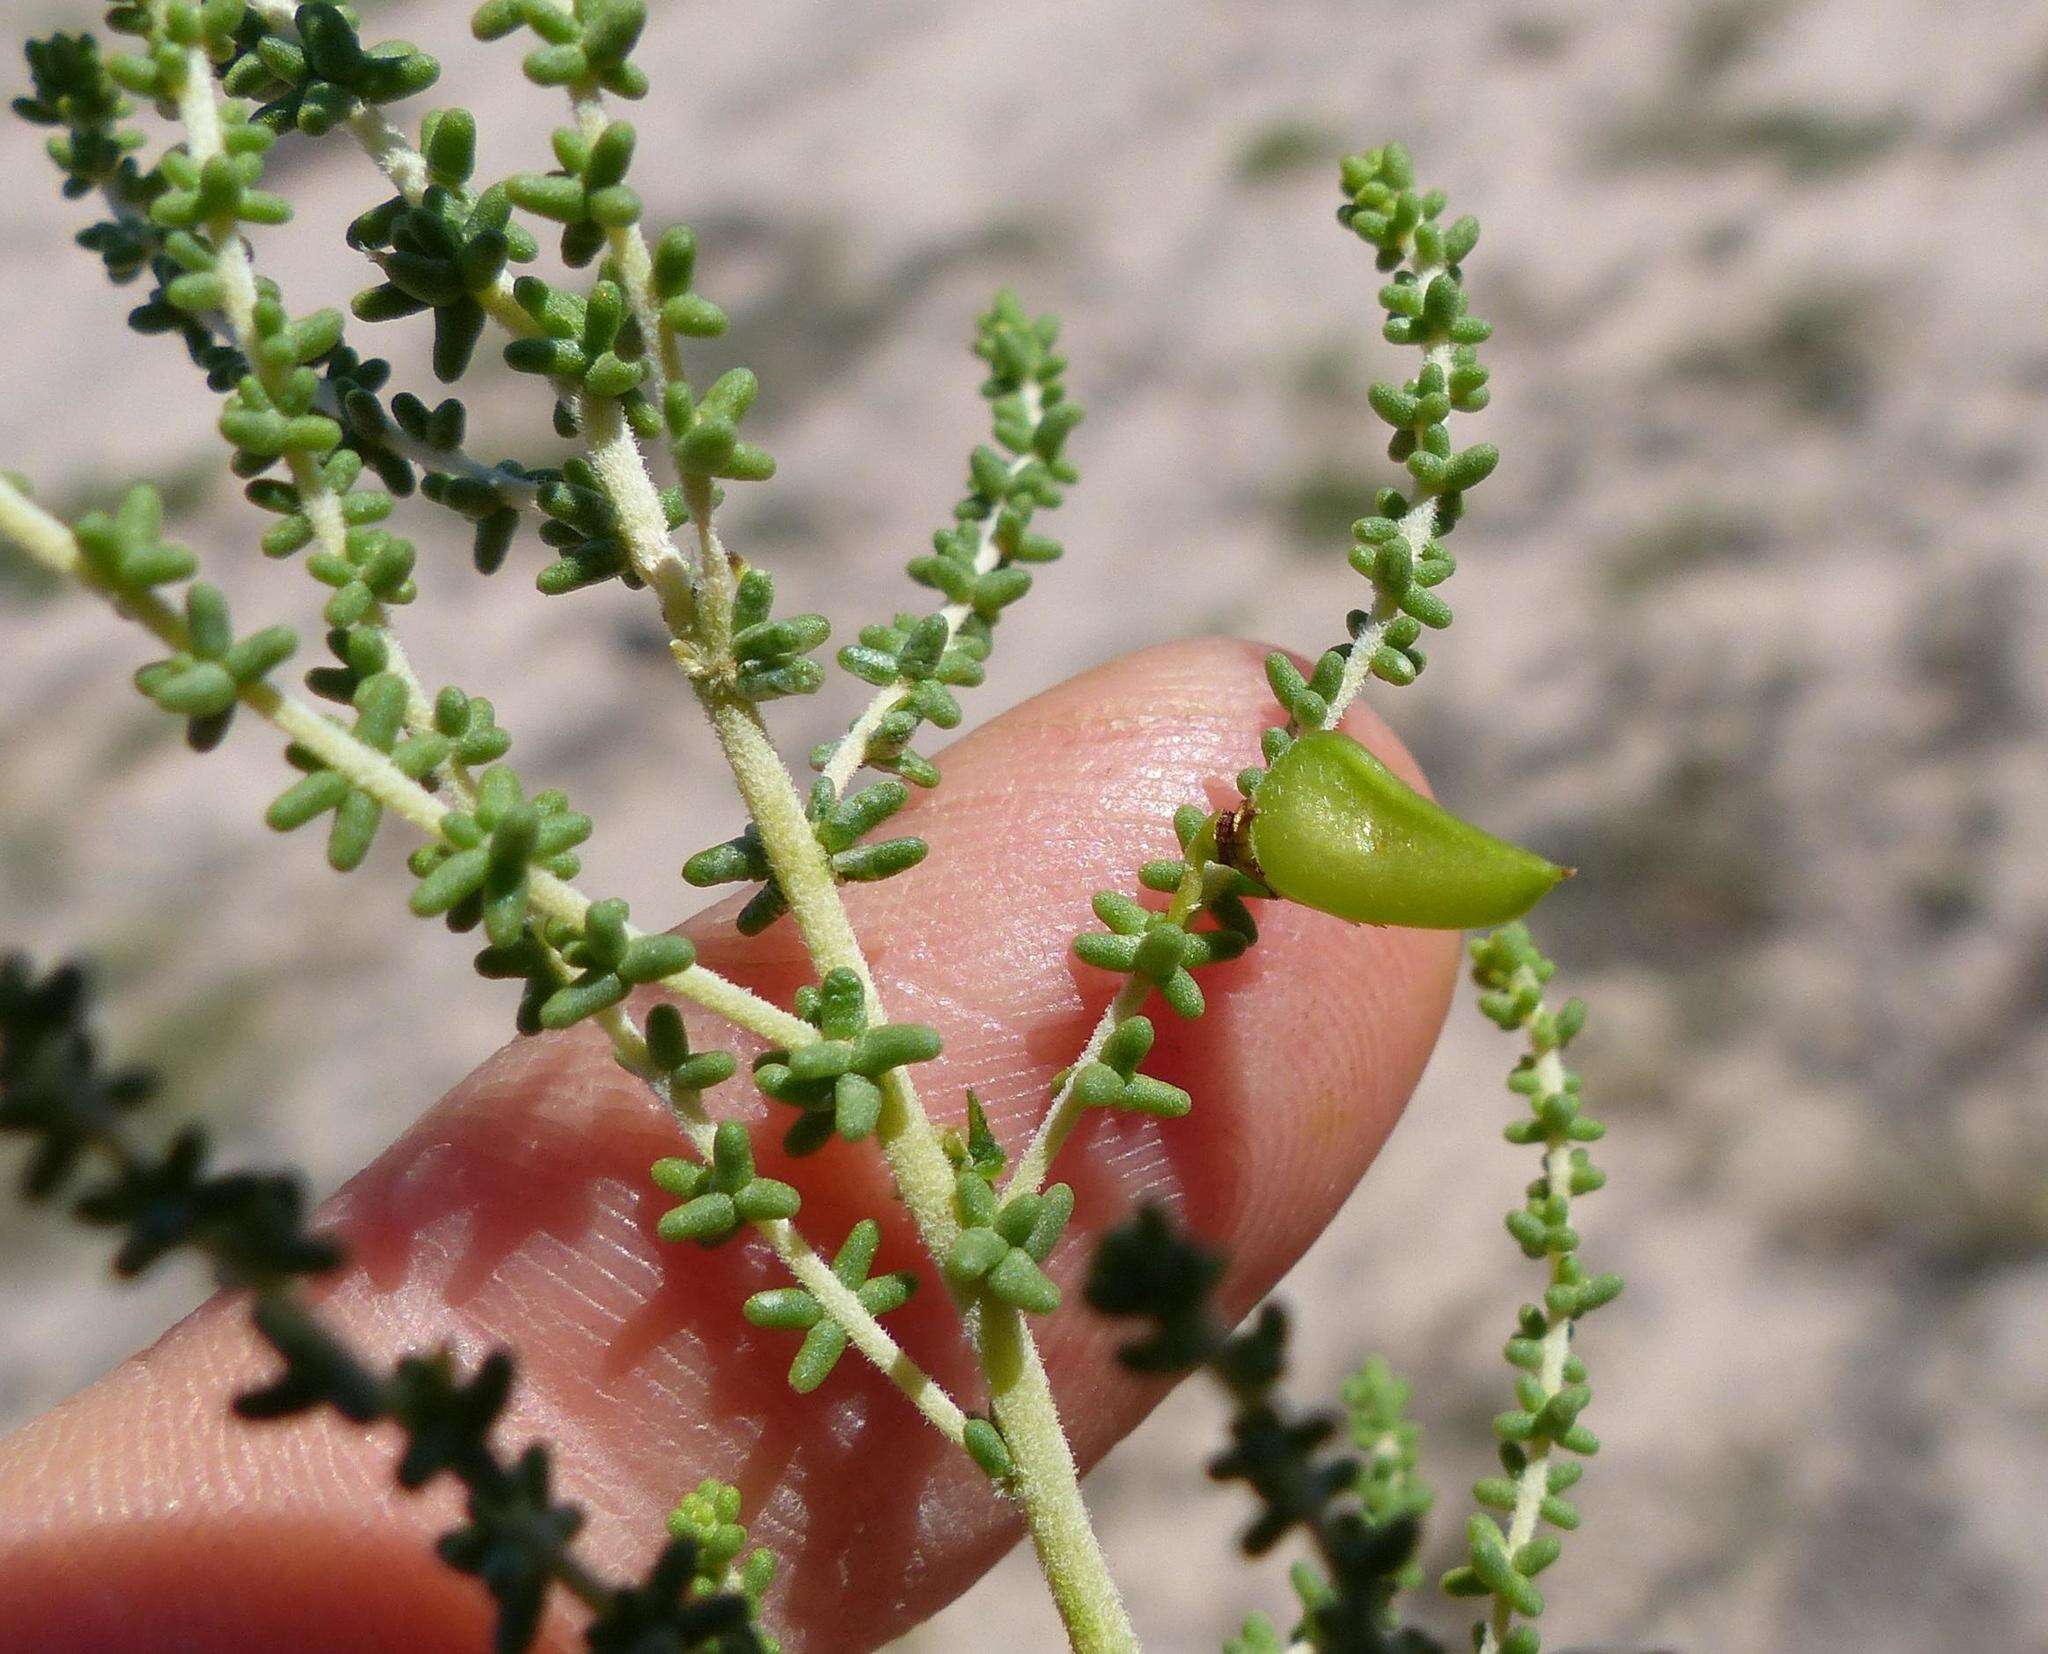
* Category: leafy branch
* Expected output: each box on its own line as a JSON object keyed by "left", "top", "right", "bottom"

{"left": 1083, "top": 920, "right": 1615, "bottom": 1653}
{"left": 1085, "top": 1208, "right": 1443, "bottom": 1654}
{"left": 0, "top": 953, "right": 772, "bottom": 1654}
{"left": 15, "top": 7, "right": 1137, "bottom": 1642}
{"left": 1443, "top": 926, "right": 1622, "bottom": 1654}
{"left": 0, "top": 475, "right": 797, "bottom": 1044}
{"left": 1015, "top": 145, "right": 1500, "bottom": 1208}
{"left": 0, "top": 473, "right": 982, "bottom": 1455}
{"left": 7, "top": 4, "right": 1620, "bottom": 1641}
{"left": 815, "top": 290, "right": 1081, "bottom": 798}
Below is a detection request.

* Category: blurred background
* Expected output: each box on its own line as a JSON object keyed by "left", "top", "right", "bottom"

{"left": 4, "top": 0, "right": 2046, "bottom": 1648}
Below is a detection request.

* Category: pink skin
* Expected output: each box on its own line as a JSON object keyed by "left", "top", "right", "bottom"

{"left": 0, "top": 638, "right": 1459, "bottom": 1652}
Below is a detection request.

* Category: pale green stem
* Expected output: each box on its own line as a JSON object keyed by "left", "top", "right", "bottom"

{"left": 1484, "top": 1041, "right": 1571, "bottom": 1654}
{"left": 979, "top": 1303, "right": 1137, "bottom": 1652}
{"left": 534, "top": 77, "right": 1004, "bottom": 1474}
{"left": 673, "top": 499, "right": 1137, "bottom": 1652}
{"left": 671, "top": 480, "right": 959, "bottom": 1247}
{"left": 582, "top": 395, "right": 698, "bottom": 636}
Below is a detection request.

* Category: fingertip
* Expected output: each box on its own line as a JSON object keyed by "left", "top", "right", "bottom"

{"left": 0, "top": 635, "right": 1467, "bottom": 1654}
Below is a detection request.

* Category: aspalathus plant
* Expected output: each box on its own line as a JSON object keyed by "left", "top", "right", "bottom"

{"left": 1, "top": 6, "right": 1623, "bottom": 1650}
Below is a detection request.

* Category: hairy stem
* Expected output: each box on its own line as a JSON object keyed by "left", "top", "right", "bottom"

{"left": 1484, "top": 1047, "right": 1570, "bottom": 1654}
{"left": 678, "top": 483, "right": 961, "bottom": 1258}
{"left": 582, "top": 393, "right": 697, "bottom": 635}
{"left": 979, "top": 1304, "right": 1137, "bottom": 1652}
{"left": 673, "top": 497, "right": 1135, "bottom": 1651}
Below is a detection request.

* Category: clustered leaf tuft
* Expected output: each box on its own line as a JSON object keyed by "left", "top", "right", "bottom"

{"left": 684, "top": 778, "right": 925, "bottom": 934}
{"left": 72, "top": 483, "right": 199, "bottom": 593}
{"left": 1065, "top": 1014, "right": 1192, "bottom": 1120}
{"left": 666, "top": 1478, "right": 780, "bottom": 1645}
{"left": 224, "top": 3, "right": 441, "bottom": 137}
{"left": 473, "top": 0, "right": 651, "bottom": 101}
{"left": 666, "top": 368, "right": 773, "bottom": 483}
{"left": 532, "top": 451, "right": 680, "bottom": 594}
{"left": 751, "top": 967, "right": 943, "bottom": 1154}
{"left": 265, "top": 670, "right": 437, "bottom": 868}
{"left": 1072, "top": 871, "right": 1256, "bottom": 1022}
{"left": 508, "top": 117, "right": 641, "bottom": 269}
{"left": 133, "top": 578, "right": 297, "bottom": 750}
{"left": 14, "top": 30, "right": 146, "bottom": 200}
{"left": 349, "top": 107, "right": 537, "bottom": 378}
{"left": 507, "top": 276, "right": 657, "bottom": 412}
{"left": 946, "top": 1169, "right": 1072, "bottom": 1315}
{"left": 742, "top": 1218, "right": 919, "bottom": 1394}
{"left": 652, "top": 1120, "right": 801, "bottom": 1247}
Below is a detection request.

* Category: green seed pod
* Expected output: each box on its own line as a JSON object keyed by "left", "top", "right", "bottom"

{"left": 1218, "top": 730, "right": 1566, "bottom": 929}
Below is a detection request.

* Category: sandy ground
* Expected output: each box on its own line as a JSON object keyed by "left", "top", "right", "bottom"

{"left": 4, "top": 0, "right": 2047, "bottom": 1649}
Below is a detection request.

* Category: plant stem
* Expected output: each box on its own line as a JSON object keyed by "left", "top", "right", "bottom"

{"left": 164, "top": 42, "right": 452, "bottom": 757}
{"left": 980, "top": 1303, "right": 1139, "bottom": 1652}
{"left": 678, "top": 483, "right": 962, "bottom": 1258}
{"left": 1484, "top": 1046, "right": 1571, "bottom": 1654}
{"left": 0, "top": 474, "right": 959, "bottom": 1428}
{"left": 569, "top": 93, "right": 683, "bottom": 408}
{"left": 582, "top": 394, "right": 698, "bottom": 637}
{"left": 671, "top": 487, "right": 1135, "bottom": 1651}
{"left": 1321, "top": 266, "right": 1451, "bottom": 734}
{"left": 818, "top": 383, "right": 1042, "bottom": 801}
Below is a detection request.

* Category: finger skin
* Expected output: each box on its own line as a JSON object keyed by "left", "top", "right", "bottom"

{"left": 0, "top": 638, "right": 1460, "bottom": 1652}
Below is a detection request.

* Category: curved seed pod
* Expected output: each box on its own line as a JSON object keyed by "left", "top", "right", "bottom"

{"left": 1225, "top": 730, "right": 1566, "bottom": 929}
